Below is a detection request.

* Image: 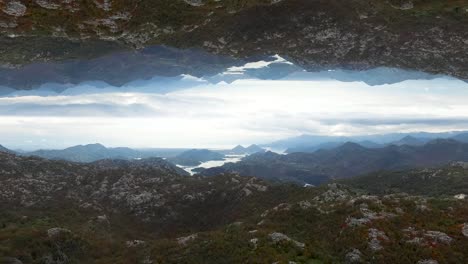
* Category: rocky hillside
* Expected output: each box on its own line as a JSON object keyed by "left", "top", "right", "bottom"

{"left": 0, "top": 152, "right": 273, "bottom": 233}
{"left": 1, "top": 152, "right": 468, "bottom": 263}
{"left": 0, "top": 0, "right": 467, "bottom": 79}
{"left": 0, "top": 144, "right": 14, "bottom": 154}
{"left": 342, "top": 162, "right": 468, "bottom": 196}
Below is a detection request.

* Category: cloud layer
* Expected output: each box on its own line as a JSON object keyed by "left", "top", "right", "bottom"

{"left": 2, "top": 75, "right": 468, "bottom": 150}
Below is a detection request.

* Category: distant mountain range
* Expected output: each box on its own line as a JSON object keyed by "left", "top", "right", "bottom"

{"left": 272, "top": 131, "right": 468, "bottom": 153}
{"left": 0, "top": 46, "right": 240, "bottom": 91}
{"left": 0, "top": 44, "right": 458, "bottom": 94}
{"left": 16, "top": 143, "right": 265, "bottom": 164}
{"left": 22, "top": 143, "right": 190, "bottom": 163}
{"left": 452, "top": 132, "right": 468, "bottom": 143}
{"left": 27, "top": 143, "right": 141, "bottom": 163}
{"left": 285, "top": 136, "right": 431, "bottom": 153}
{"left": 223, "top": 144, "right": 265, "bottom": 155}
{"left": 286, "top": 140, "right": 382, "bottom": 153}
{"left": 391, "top": 135, "right": 428, "bottom": 146}
{"left": 199, "top": 139, "right": 468, "bottom": 184}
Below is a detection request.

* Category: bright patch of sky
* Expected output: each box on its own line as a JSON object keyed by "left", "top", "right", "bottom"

{"left": 2, "top": 74, "right": 468, "bottom": 150}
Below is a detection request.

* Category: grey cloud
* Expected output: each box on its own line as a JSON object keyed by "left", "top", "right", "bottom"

{"left": 0, "top": 103, "right": 158, "bottom": 117}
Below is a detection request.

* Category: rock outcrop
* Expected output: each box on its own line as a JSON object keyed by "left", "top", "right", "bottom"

{"left": 0, "top": 152, "right": 271, "bottom": 231}
{"left": 2, "top": 1, "right": 27, "bottom": 17}
{"left": 269, "top": 232, "right": 305, "bottom": 249}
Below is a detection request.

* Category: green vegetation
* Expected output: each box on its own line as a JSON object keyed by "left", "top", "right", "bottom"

{"left": 1, "top": 151, "right": 468, "bottom": 263}
{"left": 341, "top": 164, "right": 468, "bottom": 196}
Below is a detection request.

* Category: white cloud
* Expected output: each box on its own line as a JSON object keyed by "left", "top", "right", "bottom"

{"left": 1, "top": 77, "right": 468, "bottom": 150}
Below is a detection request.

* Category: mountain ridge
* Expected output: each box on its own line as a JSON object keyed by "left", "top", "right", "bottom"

{"left": 0, "top": 144, "right": 14, "bottom": 154}
{"left": 199, "top": 138, "right": 468, "bottom": 184}
{"left": 269, "top": 131, "right": 467, "bottom": 152}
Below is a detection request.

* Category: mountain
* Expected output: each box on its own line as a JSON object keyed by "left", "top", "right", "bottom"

{"left": 0, "top": 51, "right": 462, "bottom": 93}
{"left": 266, "top": 131, "right": 466, "bottom": 151}
{"left": 227, "top": 144, "right": 265, "bottom": 155}
{"left": 389, "top": 135, "right": 427, "bottom": 146}
{"left": 245, "top": 144, "right": 265, "bottom": 153}
{"left": 286, "top": 141, "right": 345, "bottom": 153}
{"left": 198, "top": 150, "right": 332, "bottom": 185}
{"left": 24, "top": 144, "right": 192, "bottom": 163}
{"left": 0, "top": 46, "right": 241, "bottom": 90}
{"left": 1, "top": 151, "right": 468, "bottom": 263}
{"left": 231, "top": 145, "right": 247, "bottom": 153}
{"left": 286, "top": 140, "right": 384, "bottom": 153}
{"left": 26, "top": 143, "right": 143, "bottom": 163}
{"left": 0, "top": 1, "right": 467, "bottom": 80}
{"left": 199, "top": 139, "right": 468, "bottom": 184}
{"left": 284, "top": 67, "right": 451, "bottom": 85}
{"left": 0, "top": 144, "right": 14, "bottom": 154}
{"left": 358, "top": 140, "right": 383, "bottom": 148}
{"left": 266, "top": 135, "right": 350, "bottom": 150}
{"left": 168, "top": 149, "right": 225, "bottom": 166}
{"left": 452, "top": 132, "right": 468, "bottom": 143}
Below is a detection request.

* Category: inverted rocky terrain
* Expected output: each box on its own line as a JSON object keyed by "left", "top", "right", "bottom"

{"left": 0, "top": 0, "right": 467, "bottom": 83}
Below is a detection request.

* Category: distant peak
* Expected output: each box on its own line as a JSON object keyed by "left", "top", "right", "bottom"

{"left": 68, "top": 143, "right": 107, "bottom": 151}
{"left": 85, "top": 143, "right": 107, "bottom": 148}
{"left": 232, "top": 145, "right": 246, "bottom": 150}
{"left": 87, "top": 143, "right": 105, "bottom": 146}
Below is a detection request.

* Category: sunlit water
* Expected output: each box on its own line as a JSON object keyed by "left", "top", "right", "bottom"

{"left": 177, "top": 154, "right": 246, "bottom": 175}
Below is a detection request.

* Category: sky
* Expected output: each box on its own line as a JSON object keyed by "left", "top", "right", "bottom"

{"left": 2, "top": 63, "right": 468, "bottom": 150}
